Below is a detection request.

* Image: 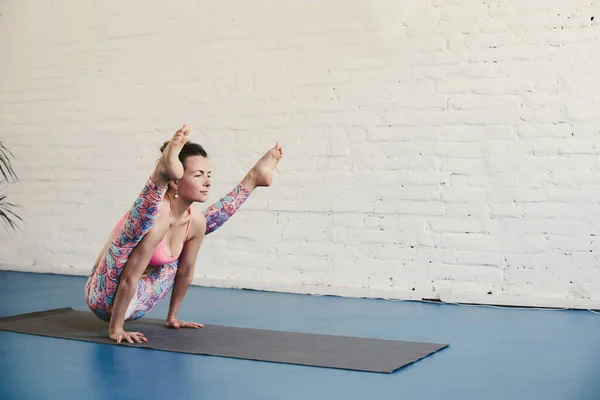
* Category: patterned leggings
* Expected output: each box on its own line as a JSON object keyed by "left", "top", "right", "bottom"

{"left": 85, "top": 178, "right": 250, "bottom": 322}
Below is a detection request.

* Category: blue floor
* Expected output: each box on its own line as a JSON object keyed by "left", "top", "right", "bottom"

{"left": 1, "top": 271, "right": 599, "bottom": 400}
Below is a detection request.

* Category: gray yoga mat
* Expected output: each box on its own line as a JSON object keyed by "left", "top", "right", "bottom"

{"left": 0, "top": 307, "right": 448, "bottom": 373}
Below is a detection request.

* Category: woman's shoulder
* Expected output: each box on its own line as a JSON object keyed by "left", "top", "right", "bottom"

{"left": 188, "top": 207, "right": 207, "bottom": 237}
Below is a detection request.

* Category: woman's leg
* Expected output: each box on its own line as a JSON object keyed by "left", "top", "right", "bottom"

{"left": 85, "top": 178, "right": 167, "bottom": 321}
{"left": 203, "top": 141, "right": 284, "bottom": 235}
{"left": 86, "top": 125, "right": 190, "bottom": 325}
{"left": 125, "top": 260, "right": 179, "bottom": 321}
{"left": 203, "top": 184, "right": 250, "bottom": 235}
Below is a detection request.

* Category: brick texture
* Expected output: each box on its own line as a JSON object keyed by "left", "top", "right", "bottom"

{"left": 1, "top": 0, "right": 599, "bottom": 308}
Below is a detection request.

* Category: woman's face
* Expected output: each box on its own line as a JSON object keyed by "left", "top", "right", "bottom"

{"left": 177, "top": 155, "right": 211, "bottom": 203}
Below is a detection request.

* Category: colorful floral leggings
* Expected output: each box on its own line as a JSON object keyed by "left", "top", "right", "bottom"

{"left": 85, "top": 178, "right": 250, "bottom": 322}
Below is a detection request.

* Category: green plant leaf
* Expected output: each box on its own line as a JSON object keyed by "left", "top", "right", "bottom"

{"left": 0, "top": 194, "right": 22, "bottom": 230}
{"left": 0, "top": 140, "right": 21, "bottom": 232}
{"left": 0, "top": 141, "right": 18, "bottom": 183}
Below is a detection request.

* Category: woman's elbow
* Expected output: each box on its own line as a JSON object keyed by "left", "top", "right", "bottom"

{"left": 118, "top": 273, "right": 140, "bottom": 288}
{"left": 178, "top": 272, "right": 194, "bottom": 286}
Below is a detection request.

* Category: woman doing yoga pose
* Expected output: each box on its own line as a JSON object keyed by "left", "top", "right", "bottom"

{"left": 85, "top": 125, "right": 283, "bottom": 344}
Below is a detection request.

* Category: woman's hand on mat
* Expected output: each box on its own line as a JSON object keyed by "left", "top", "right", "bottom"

{"left": 109, "top": 329, "right": 148, "bottom": 344}
{"left": 165, "top": 319, "right": 204, "bottom": 329}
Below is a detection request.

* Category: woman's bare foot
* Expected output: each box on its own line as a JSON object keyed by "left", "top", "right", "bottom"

{"left": 152, "top": 125, "right": 190, "bottom": 188}
{"left": 241, "top": 142, "right": 283, "bottom": 191}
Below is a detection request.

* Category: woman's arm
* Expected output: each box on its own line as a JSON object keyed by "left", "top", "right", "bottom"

{"left": 109, "top": 216, "right": 169, "bottom": 343}
{"left": 166, "top": 213, "right": 207, "bottom": 328}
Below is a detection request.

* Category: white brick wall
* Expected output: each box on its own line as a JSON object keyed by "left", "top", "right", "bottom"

{"left": 1, "top": 0, "right": 600, "bottom": 309}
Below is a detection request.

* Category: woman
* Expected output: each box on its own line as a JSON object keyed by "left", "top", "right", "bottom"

{"left": 85, "top": 125, "right": 283, "bottom": 344}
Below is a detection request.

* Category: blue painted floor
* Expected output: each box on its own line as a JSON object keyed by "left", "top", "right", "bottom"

{"left": 1, "top": 271, "right": 599, "bottom": 400}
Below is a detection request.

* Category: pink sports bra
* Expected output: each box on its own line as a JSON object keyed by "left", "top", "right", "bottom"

{"left": 113, "top": 207, "right": 193, "bottom": 266}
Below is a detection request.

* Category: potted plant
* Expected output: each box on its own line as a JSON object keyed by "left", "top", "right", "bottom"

{"left": 0, "top": 140, "right": 21, "bottom": 230}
